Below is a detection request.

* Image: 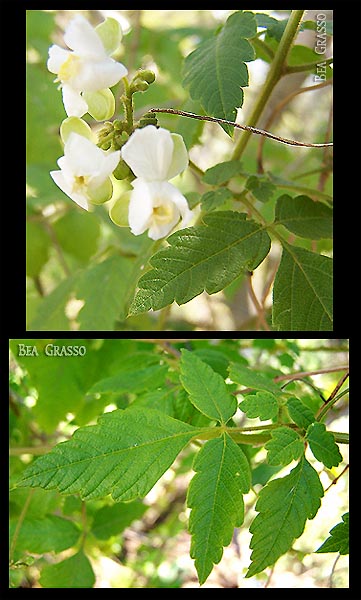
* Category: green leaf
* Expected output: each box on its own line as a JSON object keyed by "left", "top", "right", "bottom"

{"left": 75, "top": 255, "right": 136, "bottom": 329}
{"left": 202, "top": 160, "right": 243, "bottom": 185}
{"left": 88, "top": 364, "right": 168, "bottom": 395}
{"left": 52, "top": 210, "right": 100, "bottom": 263}
{"left": 265, "top": 427, "right": 304, "bottom": 465}
{"left": 287, "top": 397, "right": 315, "bottom": 429}
{"left": 201, "top": 188, "right": 233, "bottom": 212}
{"left": 306, "top": 422, "right": 342, "bottom": 468}
{"left": 16, "top": 408, "right": 200, "bottom": 502}
{"left": 192, "top": 348, "right": 230, "bottom": 378}
{"left": 316, "top": 513, "right": 349, "bottom": 555}
{"left": 9, "top": 515, "right": 80, "bottom": 555}
{"left": 272, "top": 243, "right": 333, "bottom": 331}
{"left": 129, "top": 211, "right": 271, "bottom": 314}
{"left": 92, "top": 501, "right": 147, "bottom": 540}
{"left": 28, "top": 275, "right": 75, "bottom": 330}
{"left": 239, "top": 391, "right": 279, "bottom": 421}
{"left": 26, "top": 221, "right": 51, "bottom": 277}
{"left": 228, "top": 363, "right": 281, "bottom": 395}
{"left": 246, "top": 457, "right": 324, "bottom": 577}
{"left": 39, "top": 550, "right": 95, "bottom": 588}
{"left": 246, "top": 175, "right": 276, "bottom": 203}
{"left": 183, "top": 11, "right": 256, "bottom": 135}
{"left": 274, "top": 194, "right": 333, "bottom": 239}
{"left": 188, "top": 433, "right": 251, "bottom": 584}
{"left": 180, "top": 349, "right": 237, "bottom": 423}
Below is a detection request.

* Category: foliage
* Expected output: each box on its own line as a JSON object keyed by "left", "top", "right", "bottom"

{"left": 26, "top": 9, "right": 333, "bottom": 331}
{"left": 10, "top": 339, "right": 348, "bottom": 588}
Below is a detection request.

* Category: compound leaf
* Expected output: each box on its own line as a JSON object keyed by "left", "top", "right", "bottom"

{"left": 239, "top": 391, "right": 279, "bottom": 420}
{"left": 39, "top": 550, "right": 95, "bottom": 588}
{"left": 180, "top": 349, "right": 237, "bottom": 423}
{"left": 201, "top": 188, "right": 233, "bottom": 212}
{"left": 272, "top": 243, "right": 333, "bottom": 331}
{"left": 306, "top": 422, "right": 342, "bottom": 468}
{"left": 188, "top": 433, "right": 251, "bottom": 584}
{"left": 265, "top": 427, "right": 304, "bottom": 465}
{"left": 316, "top": 513, "right": 349, "bottom": 555}
{"left": 129, "top": 211, "right": 271, "bottom": 314}
{"left": 274, "top": 194, "right": 333, "bottom": 239}
{"left": 9, "top": 515, "right": 80, "bottom": 555}
{"left": 246, "top": 457, "right": 324, "bottom": 577}
{"left": 228, "top": 363, "right": 281, "bottom": 396}
{"left": 202, "top": 160, "right": 243, "bottom": 185}
{"left": 91, "top": 501, "right": 147, "bottom": 540}
{"left": 16, "top": 408, "right": 200, "bottom": 502}
{"left": 183, "top": 11, "right": 256, "bottom": 135}
{"left": 287, "top": 397, "right": 315, "bottom": 429}
{"left": 88, "top": 364, "right": 168, "bottom": 395}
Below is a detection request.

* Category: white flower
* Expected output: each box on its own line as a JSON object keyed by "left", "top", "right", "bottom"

{"left": 128, "top": 179, "right": 193, "bottom": 240}
{"left": 50, "top": 133, "right": 120, "bottom": 210}
{"left": 121, "top": 125, "right": 194, "bottom": 240}
{"left": 48, "top": 15, "right": 127, "bottom": 117}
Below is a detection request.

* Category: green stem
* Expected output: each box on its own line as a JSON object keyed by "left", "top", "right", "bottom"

{"left": 193, "top": 424, "right": 349, "bottom": 446}
{"left": 232, "top": 10, "right": 305, "bottom": 161}
{"left": 121, "top": 77, "right": 134, "bottom": 131}
{"left": 316, "top": 388, "right": 349, "bottom": 423}
{"left": 285, "top": 57, "right": 333, "bottom": 74}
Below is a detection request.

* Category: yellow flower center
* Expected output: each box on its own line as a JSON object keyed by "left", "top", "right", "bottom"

{"left": 58, "top": 54, "right": 81, "bottom": 82}
{"left": 153, "top": 201, "right": 175, "bottom": 223}
{"left": 72, "top": 175, "right": 88, "bottom": 194}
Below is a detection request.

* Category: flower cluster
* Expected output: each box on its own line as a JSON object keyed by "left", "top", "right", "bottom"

{"left": 48, "top": 14, "right": 194, "bottom": 240}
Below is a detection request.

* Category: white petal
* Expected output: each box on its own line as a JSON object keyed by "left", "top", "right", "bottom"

{"left": 64, "top": 133, "right": 105, "bottom": 175}
{"left": 128, "top": 179, "right": 154, "bottom": 235}
{"left": 62, "top": 85, "right": 88, "bottom": 117}
{"left": 166, "top": 184, "right": 194, "bottom": 226}
{"left": 69, "top": 57, "right": 127, "bottom": 92}
{"left": 167, "top": 133, "right": 189, "bottom": 179}
{"left": 47, "top": 45, "right": 70, "bottom": 74}
{"left": 121, "top": 126, "right": 174, "bottom": 181}
{"left": 89, "top": 149, "right": 121, "bottom": 188}
{"left": 50, "top": 170, "right": 89, "bottom": 210}
{"left": 63, "top": 15, "right": 105, "bottom": 58}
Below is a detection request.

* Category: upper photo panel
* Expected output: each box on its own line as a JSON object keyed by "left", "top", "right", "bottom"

{"left": 26, "top": 10, "right": 333, "bottom": 331}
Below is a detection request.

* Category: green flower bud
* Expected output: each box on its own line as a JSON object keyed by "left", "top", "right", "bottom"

{"left": 134, "top": 69, "right": 156, "bottom": 84}
{"left": 138, "top": 111, "right": 158, "bottom": 128}
{"left": 113, "top": 159, "right": 132, "bottom": 180}
{"left": 130, "top": 80, "right": 149, "bottom": 94}
{"left": 99, "top": 140, "right": 112, "bottom": 150}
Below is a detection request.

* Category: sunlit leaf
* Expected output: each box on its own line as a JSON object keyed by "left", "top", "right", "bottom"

{"left": 129, "top": 211, "right": 271, "bottom": 314}
{"left": 188, "top": 433, "right": 251, "bottom": 584}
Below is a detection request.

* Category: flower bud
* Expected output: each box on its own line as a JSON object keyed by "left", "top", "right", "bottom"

{"left": 138, "top": 112, "right": 158, "bottom": 128}
{"left": 134, "top": 69, "right": 156, "bottom": 84}
{"left": 130, "top": 80, "right": 149, "bottom": 94}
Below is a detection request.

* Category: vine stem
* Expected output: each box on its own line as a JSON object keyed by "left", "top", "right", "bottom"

{"left": 232, "top": 9, "right": 306, "bottom": 160}
{"left": 325, "top": 464, "right": 349, "bottom": 492}
{"left": 150, "top": 108, "right": 332, "bottom": 148}
{"left": 257, "top": 78, "right": 333, "bottom": 173}
{"left": 316, "top": 371, "right": 349, "bottom": 421}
